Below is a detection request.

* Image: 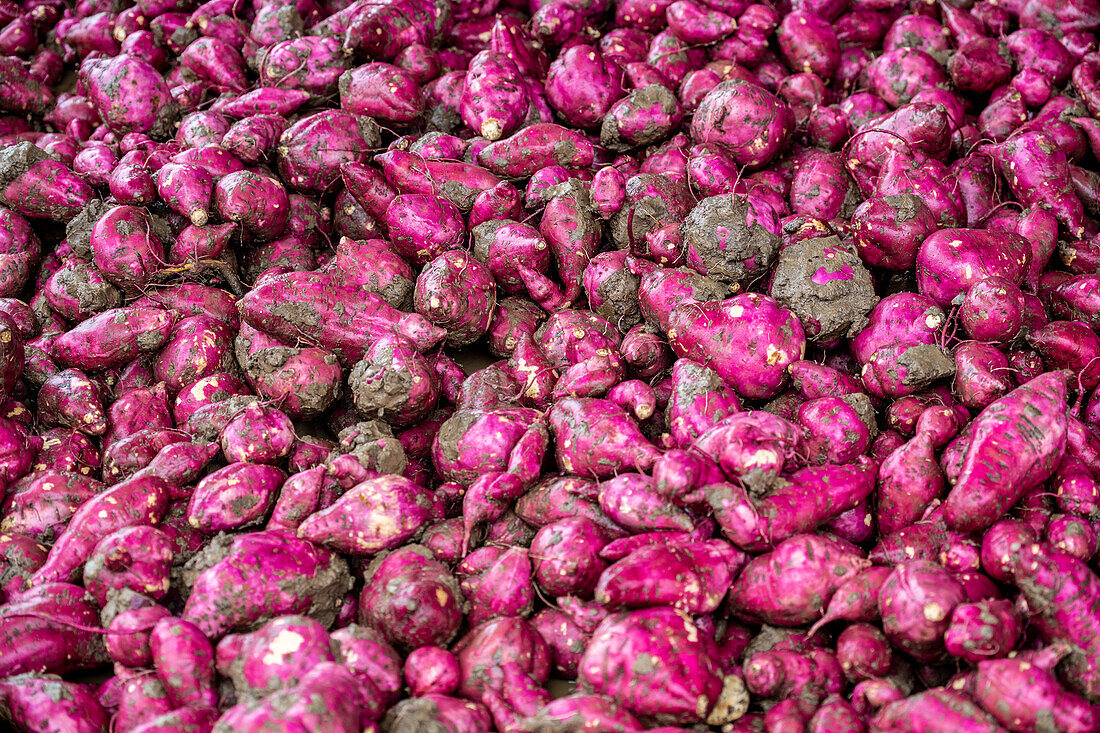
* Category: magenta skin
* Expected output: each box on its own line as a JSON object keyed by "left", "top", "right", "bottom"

{"left": 545, "top": 44, "right": 627, "bottom": 129}
{"left": 405, "top": 646, "right": 461, "bottom": 697}
{"left": 88, "top": 205, "right": 166, "bottom": 295}
{"left": 80, "top": 53, "right": 177, "bottom": 137}
{"left": 385, "top": 194, "right": 465, "bottom": 267}
{"left": 153, "top": 315, "right": 237, "bottom": 395}
{"left": 213, "top": 169, "right": 290, "bottom": 242}
{"left": 358, "top": 545, "right": 464, "bottom": 649}
{"left": 220, "top": 403, "right": 296, "bottom": 465}
{"left": 277, "top": 110, "right": 379, "bottom": 192}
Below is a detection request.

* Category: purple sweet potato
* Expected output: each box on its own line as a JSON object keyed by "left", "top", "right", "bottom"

{"left": 545, "top": 44, "right": 626, "bottom": 129}
{"left": 300, "top": 475, "right": 432, "bottom": 555}
{"left": 276, "top": 110, "right": 381, "bottom": 193}
{"left": 218, "top": 615, "right": 335, "bottom": 702}
{"left": 972, "top": 648, "right": 1099, "bottom": 733}
{"left": 182, "top": 530, "right": 351, "bottom": 638}
{"left": 154, "top": 315, "right": 237, "bottom": 395}
{"left": 0, "top": 674, "right": 110, "bottom": 733}
{"left": 580, "top": 606, "right": 746, "bottom": 725}
{"left": 595, "top": 540, "right": 744, "bottom": 614}
{"left": 681, "top": 192, "right": 781, "bottom": 287}
{"left": 339, "top": 63, "right": 422, "bottom": 124}
{"left": 954, "top": 340, "right": 1013, "bottom": 409}
{"left": 359, "top": 545, "right": 465, "bottom": 648}
{"left": 691, "top": 80, "right": 794, "bottom": 167}
{"left": 876, "top": 432, "right": 945, "bottom": 535}
{"left": 105, "top": 603, "right": 172, "bottom": 668}
{"left": 744, "top": 647, "right": 844, "bottom": 712}
{"left": 43, "top": 259, "right": 120, "bottom": 323}
{"left": 51, "top": 306, "right": 175, "bottom": 372}
{"left": 186, "top": 460, "right": 283, "bottom": 531}
{"left": 255, "top": 36, "right": 350, "bottom": 97}
{"left": 29, "top": 474, "right": 169, "bottom": 585}
{"left": 214, "top": 662, "right": 362, "bottom": 732}
{"left": 0, "top": 470, "right": 103, "bottom": 543}
{"left": 412, "top": 249, "right": 497, "bottom": 349}
{"left": 1011, "top": 542, "right": 1100, "bottom": 702}
{"left": 83, "top": 525, "right": 173, "bottom": 606}
{"left": 220, "top": 403, "right": 295, "bottom": 465}
{"left": 234, "top": 324, "right": 341, "bottom": 419}
{"left": 476, "top": 123, "right": 594, "bottom": 177}
{"left": 239, "top": 270, "right": 445, "bottom": 364}
{"left": 708, "top": 459, "right": 877, "bottom": 551}
{"left": 213, "top": 169, "right": 289, "bottom": 242}
{"left": 988, "top": 130, "right": 1086, "bottom": 238}
{"left": 871, "top": 688, "right": 1005, "bottom": 732}
{"left": 549, "top": 397, "right": 662, "bottom": 478}
{"left": 942, "top": 599, "right": 1021, "bottom": 663}
{"left": 878, "top": 561, "right": 966, "bottom": 663}
{"left": 384, "top": 193, "right": 464, "bottom": 267}
{"left": 459, "top": 50, "right": 528, "bottom": 141}
{"left": 459, "top": 546, "right": 534, "bottom": 627}
{"left": 36, "top": 368, "right": 106, "bottom": 436}
{"left": 941, "top": 371, "right": 1068, "bottom": 532}
{"left": 530, "top": 517, "right": 609, "bottom": 598}
{"left": 0, "top": 582, "right": 108, "bottom": 675}
{"left": 850, "top": 194, "right": 940, "bottom": 272}
{"left": 836, "top": 623, "right": 893, "bottom": 683}
{"left": 80, "top": 53, "right": 177, "bottom": 137}
{"left": 667, "top": 292, "right": 806, "bottom": 400}
{"left": 405, "top": 646, "right": 460, "bottom": 697}
{"left": 729, "top": 534, "right": 869, "bottom": 626}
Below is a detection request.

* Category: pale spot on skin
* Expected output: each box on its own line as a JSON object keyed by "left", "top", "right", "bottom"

{"left": 263, "top": 630, "right": 305, "bottom": 666}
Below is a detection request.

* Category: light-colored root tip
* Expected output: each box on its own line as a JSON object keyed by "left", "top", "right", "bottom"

{"left": 190, "top": 209, "right": 209, "bottom": 227}
{"left": 481, "top": 119, "right": 503, "bottom": 141}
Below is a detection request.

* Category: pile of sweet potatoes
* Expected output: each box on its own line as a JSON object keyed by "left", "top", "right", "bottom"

{"left": 0, "top": 0, "right": 1098, "bottom": 729}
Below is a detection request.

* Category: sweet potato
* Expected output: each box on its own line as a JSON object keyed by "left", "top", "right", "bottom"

{"left": 878, "top": 561, "right": 966, "bottom": 663}
{"left": 549, "top": 397, "right": 662, "bottom": 478}
{"left": 580, "top": 606, "right": 746, "bottom": 725}
{"left": 0, "top": 582, "right": 108, "bottom": 675}
{"left": 729, "top": 534, "right": 869, "bottom": 626}
{"left": 942, "top": 371, "right": 1068, "bottom": 532}
{"left": 214, "top": 662, "right": 362, "bottom": 732}
{"left": 413, "top": 250, "right": 497, "bottom": 349}
{"left": 1010, "top": 542, "right": 1100, "bottom": 702}
{"left": 871, "top": 688, "right": 1006, "bottom": 732}
{"left": 943, "top": 599, "right": 1021, "bottom": 663}
{"left": 530, "top": 517, "right": 609, "bottom": 598}
{"left": 0, "top": 470, "right": 103, "bottom": 543}
{"left": 973, "top": 648, "right": 1098, "bottom": 733}
{"left": 239, "top": 270, "right": 446, "bottom": 364}
{"left": 218, "top": 615, "right": 335, "bottom": 703}
{"left": 595, "top": 540, "right": 744, "bottom": 614}
{"left": 212, "top": 169, "right": 289, "bottom": 242}
{"left": 80, "top": 53, "right": 177, "bottom": 137}
{"left": 276, "top": 110, "right": 381, "bottom": 192}
{"left": 88, "top": 204, "right": 167, "bottom": 295}
{"left": 299, "top": 475, "right": 432, "bottom": 556}
{"left": 51, "top": 306, "right": 175, "bottom": 373}
{"left": 359, "top": 545, "right": 464, "bottom": 649}
{"left": 988, "top": 131, "right": 1086, "bottom": 238}
{"left": 851, "top": 194, "right": 939, "bottom": 272}
{"left": 405, "top": 646, "right": 460, "bottom": 697}
{"left": 545, "top": 44, "right": 626, "bottom": 129}
{"left": 186, "top": 462, "right": 283, "bottom": 533}
{"left": 681, "top": 193, "right": 781, "bottom": 288}
{"left": 181, "top": 529, "right": 352, "bottom": 638}
{"left": 691, "top": 80, "right": 793, "bottom": 167}
{"left": 668, "top": 292, "right": 806, "bottom": 400}
{"left": 0, "top": 674, "right": 110, "bottom": 733}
